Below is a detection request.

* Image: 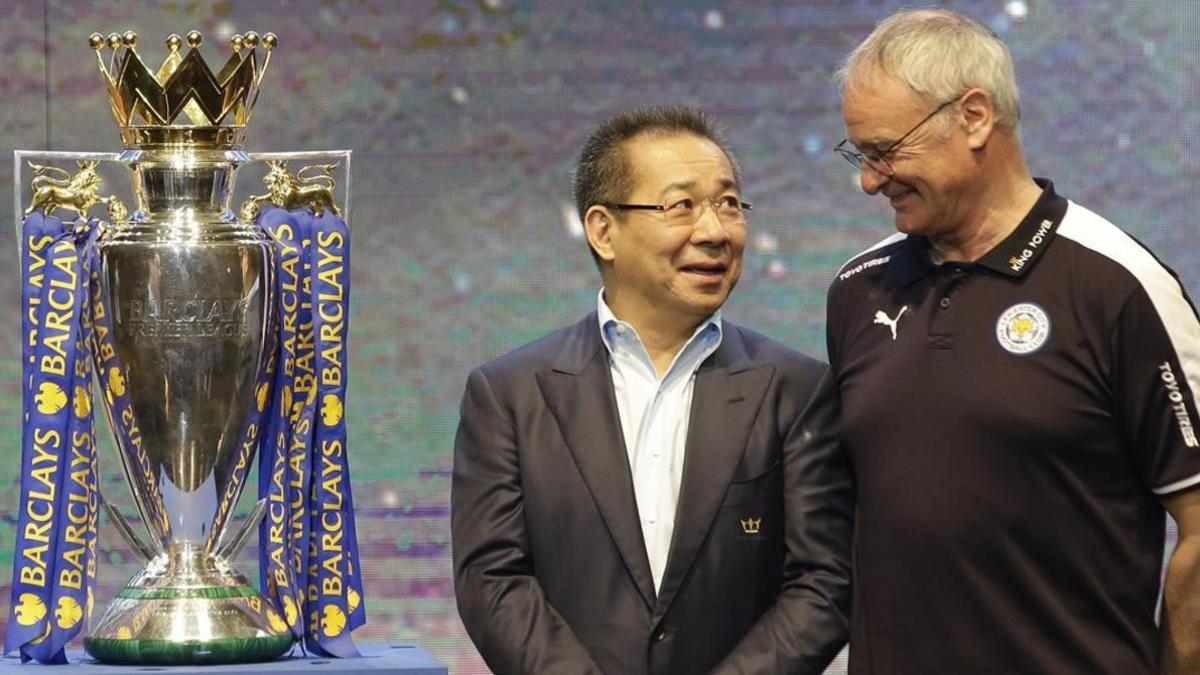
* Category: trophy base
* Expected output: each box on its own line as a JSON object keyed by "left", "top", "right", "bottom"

{"left": 84, "top": 633, "right": 295, "bottom": 665}
{"left": 84, "top": 543, "right": 295, "bottom": 665}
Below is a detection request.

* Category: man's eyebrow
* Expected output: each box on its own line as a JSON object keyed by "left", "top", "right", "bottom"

{"left": 851, "top": 137, "right": 895, "bottom": 153}
{"left": 661, "top": 180, "right": 698, "bottom": 194}
{"left": 658, "top": 178, "right": 739, "bottom": 196}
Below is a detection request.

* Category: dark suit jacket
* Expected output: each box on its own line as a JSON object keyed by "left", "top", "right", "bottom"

{"left": 452, "top": 314, "right": 853, "bottom": 674}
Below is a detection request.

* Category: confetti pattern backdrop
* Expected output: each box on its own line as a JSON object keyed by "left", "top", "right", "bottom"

{"left": 2, "top": 1, "right": 1198, "bottom": 673}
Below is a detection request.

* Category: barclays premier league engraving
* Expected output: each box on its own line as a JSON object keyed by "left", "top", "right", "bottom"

{"left": 7, "top": 29, "right": 364, "bottom": 665}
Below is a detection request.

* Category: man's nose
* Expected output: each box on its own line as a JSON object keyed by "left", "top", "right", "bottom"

{"left": 859, "top": 162, "right": 890, "bottom": 195}
{"left": 692, "top": 203, "right": 732, "bottom": 245}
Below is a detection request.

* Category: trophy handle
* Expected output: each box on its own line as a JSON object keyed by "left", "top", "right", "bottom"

{"left": 211, "top": 498, "right": 269, "bottom": 561}
{"left": 100, "top": 492, "right": 161, "bottom": 562}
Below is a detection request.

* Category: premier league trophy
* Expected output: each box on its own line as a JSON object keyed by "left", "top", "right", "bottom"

{"left": 7, "top": 30, "right": 364, "bottom": 665}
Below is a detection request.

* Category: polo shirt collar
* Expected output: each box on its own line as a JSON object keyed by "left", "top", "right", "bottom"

{"left": 976, "top": 178, "right": 1068, "bottom": 277}
{"left": 885, "top": 178, "right": 1068, "bottom": 288}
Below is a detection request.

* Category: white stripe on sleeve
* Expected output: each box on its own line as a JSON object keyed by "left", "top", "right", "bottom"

{"left": 834, "top": 232, "right": 907, "bottom": 277}
{"left": 1056, "top": 201, "right": 1200, "bottom": 494}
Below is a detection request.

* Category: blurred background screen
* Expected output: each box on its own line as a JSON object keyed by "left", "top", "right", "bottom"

{"left": 2, "top": 1, "right": 1198, "bottom": 672}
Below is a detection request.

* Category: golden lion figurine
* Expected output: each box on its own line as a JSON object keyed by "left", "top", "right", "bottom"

{"left": 241, "top": 160, "right": 341, "bottom": 221}
{"left": 24, "top": 160, "right": 126, "bottom": 221}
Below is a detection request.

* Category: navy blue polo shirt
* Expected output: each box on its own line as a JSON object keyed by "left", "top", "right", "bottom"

{"left": 827, "top": 180, "right": 1200, "bottom": 674}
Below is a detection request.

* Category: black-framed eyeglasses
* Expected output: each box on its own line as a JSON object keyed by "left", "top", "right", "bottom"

{"left": 602, "top": 195, "right": 753, "bottom": 225}
{"left": 834, "top": 95, "right": 961, "bottom": 176}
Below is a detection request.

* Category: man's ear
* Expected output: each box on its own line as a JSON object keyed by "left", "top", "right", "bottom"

{"left": 959, "top": 88, "right": 996, "bottom": 151}
{"left": 584, "top": 205, "right": 618, "bottom": 263}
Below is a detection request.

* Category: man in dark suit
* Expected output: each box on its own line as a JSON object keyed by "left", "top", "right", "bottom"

{"left": 452, "top": 106, "right": 852, "bottom": 674}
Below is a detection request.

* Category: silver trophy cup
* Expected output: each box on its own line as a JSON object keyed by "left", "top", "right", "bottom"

{"left": 76, "top": 29, "right": 294, "bottom": 664}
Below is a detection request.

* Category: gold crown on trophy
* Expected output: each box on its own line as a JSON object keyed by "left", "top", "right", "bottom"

{"left": 88, "top": 29, "right": 277, "bottom": 148}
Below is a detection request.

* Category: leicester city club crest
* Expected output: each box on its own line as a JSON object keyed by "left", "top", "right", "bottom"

{"left": 996, "top": 302, "right": 1051, "bottom": 355}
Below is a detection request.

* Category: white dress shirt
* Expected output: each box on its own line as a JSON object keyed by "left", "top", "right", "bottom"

{"left": 597, "top": 290, "right": 723, "bottom": 592}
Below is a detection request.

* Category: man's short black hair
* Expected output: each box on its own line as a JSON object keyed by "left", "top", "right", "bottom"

{"left": 572, "top": 106, "right": 741, "bottom": 262}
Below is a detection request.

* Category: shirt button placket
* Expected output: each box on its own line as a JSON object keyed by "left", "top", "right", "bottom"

{"left": 927, "top": 269, "right": 962, "bottom": 349}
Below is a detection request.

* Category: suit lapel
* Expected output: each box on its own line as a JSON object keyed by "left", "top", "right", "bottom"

{"left": 535, "top": 314, "right": 656, "bottom": 610}
{"left": 653, "top": 325, "right": 774, "bottom": 620}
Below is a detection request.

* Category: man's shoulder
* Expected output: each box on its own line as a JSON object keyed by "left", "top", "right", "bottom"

{"left": 725, "top": 322, "right": 828, "bottom": 379}
{"left": 829, "top": 232, "right": 908, "bottom": 288}
{"left": 1057, "top": 200, "right": 1156, "bottom": 263}
{"left": 1054, "top": 200, "right": 1183, "bottom": 297}
{"left": 471, "top": 315, "right": 597, "bottom": 382}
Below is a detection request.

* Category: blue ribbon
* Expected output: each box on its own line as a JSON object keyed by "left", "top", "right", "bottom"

{"left": 306, "top": 210, "right": 361, "bottom": 657}
{"left": 20, "top": 215, "right": 62, "bottom": 439}
{"left": 258, "top": 207, "right": 307, "bottom": 638}
{"left": 6, "top": 215, "right": 98, "bottom": 663}
{"left": 289, "top": 209, "right": 319, "bottom": 629}
{"left": 255, "top": 206, "right": 363, "bottom": 656}
{"left": 41, "top": 226, "right": 100, "bottom": 661}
